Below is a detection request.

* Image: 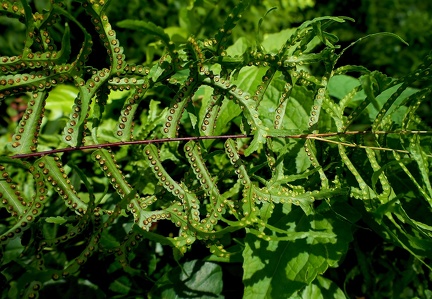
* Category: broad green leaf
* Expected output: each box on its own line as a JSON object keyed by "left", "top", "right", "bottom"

{"left": 294, "top": 275, "right": 346, "bottom": 299}
{"left": 233, "top": 66, "right": 268, "bottom": 93}
{"left": 109, "top": 276, "right": 132, "bottom": 294}
{"left": 327, "top": 75, "right": 362, "bottom": 102}
{"left": 197, "top": 85, "right": 242, "bottom": 140}
{"left": 164, "top": 26, "right": 189, "bottom": 41}
{"left": 2, "top": 238, "right": 24, "bottom": 264}
{"left": 226, "top": 36, "right": 250, "bottom": 57}
{"left": 282, "top": 85, "right": 314, "bottom": 131}
{"left": 295, "top": 146, "right": 312, "bottom": 173}
{"left": 261, "top": 28, "right": 296, "bottom": 53}
{"left": 243, "top": 206, "right": 352, "bottom": 298}
{"left": 149, "top": 260, "right": 223, "bottom": 299}
{"left": 99, "top": 230, "right": 121, "bottom": 248}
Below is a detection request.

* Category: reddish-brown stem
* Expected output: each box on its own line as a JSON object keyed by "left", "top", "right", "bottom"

{"left": 9, "top": 130, "right": 432, "bottom": 159}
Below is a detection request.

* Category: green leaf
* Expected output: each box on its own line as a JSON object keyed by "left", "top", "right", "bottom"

{"left": 226, "top": 36, "right": 250, "bottom": 57}
{"left": 116, "top": 19, "right": 172, "bottom": 48}
{"left": 261, "top": 28, "right": 296, "bottom": 53}
{"left": 2, "top": 238, "right": 24, "bottom": 264}
{"left": 295, "top": 275, "right": 347, "bottom": 299}
{"left": 109, "top": 276, "right": 132, "bottom": 294}
{"left": 327, "top": 75, "right": 362, "bottom": 102}
{"left": 233, "top": 66, "right": 267, "bottom": 93}
{"left": 45, "top": 216, "right": 67, "bottom": 224}
{"left": 295, "top": 144, "right": 312, "bottom": 173}
{"left": 149, "top": 260, "right": 223, "bottom": 299}
{"left": 408, "top": 134, "right": 432, "bottom": 203}
{"left": 243, "top": 207, "right": 352, "bottom": 298}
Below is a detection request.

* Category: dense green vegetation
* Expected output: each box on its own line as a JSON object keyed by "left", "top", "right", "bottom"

{"left": 1, "top": 0, "right": 431, "bottom": 298}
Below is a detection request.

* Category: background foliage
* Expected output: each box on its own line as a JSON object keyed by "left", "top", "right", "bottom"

{"left": 1, "top": 0, "right": 431, "bottom": 298}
